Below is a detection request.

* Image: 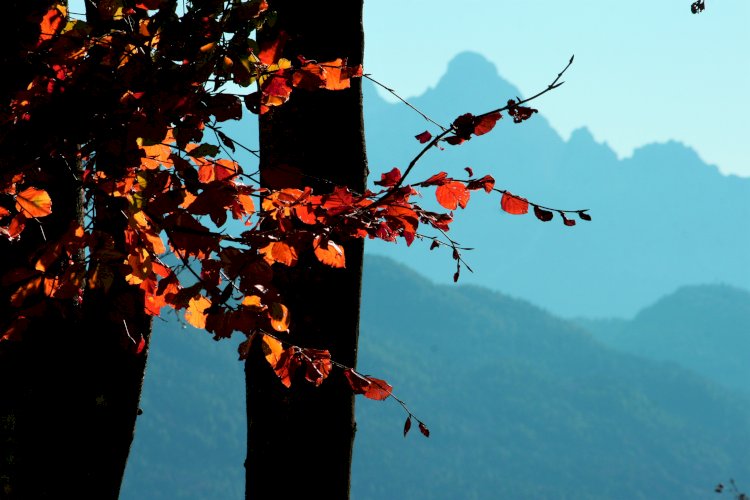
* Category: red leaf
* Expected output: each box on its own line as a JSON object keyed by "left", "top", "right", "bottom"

{"left": 561, "top": 213, "right": 576, "bottom": 226}
{"left": 500, "top": 192, "right": 529, "bottom": 215}
{"left": 507, "top": 99, "right": 538, "bottom": 124}
{"left": 473, "top": 112, "right": 502, "bottom": 136}
{"left": 374, "top": 167, "right": 402, "bottom": 187}
{"left": 404, "top": 416, "right": 412, "bottom": 437}
{"left": 418, "top": 422, "right": 430, "bottom": 438}
{"left": 415, "top": 131, "right": 432, "bottom": 143}
{"left": 136, "top": 0, "right": 165, "bottom": 9}
{"left": 435, "top": 181, "right": 470, "bottom": 210}
{"left": 464, "top": 167, "right": 474, "bottom": 177}
{"left": 451, "top": 113, "right": 475, "bottom": 140}
{"left": 135, "top": 336, "right": 146, "bottom": 354}
{"left": 444, "top": 135, "right": 466, "bottom": 146}
{"left": 466, "top": 175, "right": 495, "bottom": 193}
{"left": 301, "top": 348, "right": 332, "bottom": 387}
{"left": 343, "top": 368, "right": 370, "bottom": 393}
{"left": 343, "top": 369, "right": 392, "bottom": 400}
{"left": 533, "top": 205, "right": 554, "bottom": 222}
{"left": 578, "top": 210, "right": 592, "bottom": 221}
{"left": 362, "top": 376, "right": 392, "bottom": 400}
{"left": 421, "top": 171, "right": 449, "bottom": 187}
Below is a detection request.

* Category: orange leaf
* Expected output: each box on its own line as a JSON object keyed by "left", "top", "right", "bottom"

{"left": 313, "top": 236, "right": 345, "bottom": 268}
{"left": 500, "top": 192, "right": 529, "bottom": 215}
{"left": 38, "top": 4, "right": 67, "bottom": 46}
{"left": 261, "top": 334, "right": 284, "bottom": 366}
{"left": 435, "top": 181, "right": 470, "bottom": 210}
{"left": 321, "top": 59, "right": 353, "bottom": 90}
{"left": 15, "top": 187, "right": 52, "bottom": 217}
{"left": 185, "top": 295, "right": 211, "bottom": 329}
{"left": 1, "top": 214, "right": 27, "bottom": 240}
{"left": 259, "top": 241, "right": 298, "bottom": 266}
{"left": 268, "top": 302, "right": 290, "bottom": 332}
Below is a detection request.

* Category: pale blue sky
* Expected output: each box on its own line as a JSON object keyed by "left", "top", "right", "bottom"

{"left": 363, "top": 0, "right": 750, "bottom": 177}
{"left": 68, "top": 1, "right": 749, "bottom": 177}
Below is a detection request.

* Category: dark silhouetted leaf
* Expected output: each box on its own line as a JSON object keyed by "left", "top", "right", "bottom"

{"left": 534, "top": 205, "right": 553, "bottom": 222}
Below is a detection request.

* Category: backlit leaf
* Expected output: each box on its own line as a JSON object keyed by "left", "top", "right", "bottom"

{"left": 185, "top": 295, "right": 211, "bottom": 329}
{"left": 313, "top": 236, "right": 345, "bottom": 268}
{"left": 421, "top": 172, "right": 449, "bottom": 187}
{"left": 15, "top": 187, "right": 52, "bottom": 218}
{"left": 362, "top": 376, "right": 392, "bottom": 401}
{"left": 473, "top": 112, "right": 501, "bottom": 136}
{"left": 435, "top": 181, "right": 470, "bottom": 210}
{"left": 500, "top": 192, "right": 529, "bottom": 215}
{"left": 374, "top": 167, "right": 401, "bottom": 187}
{"left": 38, "top": 4, "right": 67, "bottom": 46}
{"left": 344, "top": 369, "right": 391, "bottom": 400}
{"left": 259, "top": 241, "right": 298, "bottom": 266}
{"left": 261, "top": 334, "right": 284, "bottom": 366}
{"left": 268, "top": 302, "right": 290, "bottom": 332}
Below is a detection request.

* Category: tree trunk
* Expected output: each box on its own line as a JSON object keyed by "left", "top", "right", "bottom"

{"left": 0, "top": 3, "right": 151, "bottom": 497}
{"left": 245, "top": 2, "right": 368, "bottom": 498}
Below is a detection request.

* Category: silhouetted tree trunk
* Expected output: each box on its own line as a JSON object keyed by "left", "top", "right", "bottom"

{"left": 0, "top": 2, "right": 151, "bottom": 497}
{"left": 245, "top": 1, "right": 368, "bottom": 498}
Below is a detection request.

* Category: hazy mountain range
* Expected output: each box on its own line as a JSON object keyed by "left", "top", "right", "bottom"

{"left": 120, "top": 256, "right": 750, "bottom": 500}
{"left": 359, "top": 51, "right": 750, "bottom": 318}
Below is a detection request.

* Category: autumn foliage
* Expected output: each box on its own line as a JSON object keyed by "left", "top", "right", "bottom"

{"left": 1, "top": 1, "right": 585, "bottom": 433}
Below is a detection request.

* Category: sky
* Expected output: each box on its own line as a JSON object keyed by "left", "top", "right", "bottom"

{"left": 67, "top": 1, "right": 748, "bottom": 177}
{"left": 363, "top": 0, "right": 750, "bottom": 178}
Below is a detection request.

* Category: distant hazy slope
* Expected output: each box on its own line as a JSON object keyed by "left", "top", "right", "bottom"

{"left": 120, "top": 256, "right": 750, "bottom": 500}
{"left": 578, "top": 284, "right": 750, "bottom": 395}
{"left": 353, "top": 256, "right": 750, "bottom": 500}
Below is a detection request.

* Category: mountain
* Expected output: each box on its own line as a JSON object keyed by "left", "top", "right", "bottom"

{"left": 219, "top": 50, "right": 750, "bottom": 318}
{"left": 360, "top": 51, "right": 750, "bottom": 318}
{"left": 576, "top": 284, "right": 750, "bottom": 395}
{"left": 120, "top": 256, "right": 750, "bottom": 499}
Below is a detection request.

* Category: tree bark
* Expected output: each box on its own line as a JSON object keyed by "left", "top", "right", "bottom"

{"left": 0, "top": 3, "right": 151, "bottom": 497}
{"left": 245, "top": 2, "right": 368, "bottom": 498}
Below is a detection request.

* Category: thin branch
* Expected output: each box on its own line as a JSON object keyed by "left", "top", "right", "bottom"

{"left": 363, "top": 74, "right": 448, "bottom": 132}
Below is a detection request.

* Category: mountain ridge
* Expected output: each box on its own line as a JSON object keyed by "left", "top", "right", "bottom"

{"left": 361, "top": 50, "right": 750, "bottom": 317}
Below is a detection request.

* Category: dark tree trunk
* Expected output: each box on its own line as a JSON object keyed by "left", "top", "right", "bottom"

{"left": 0, "top": 3, "right": 151, "bottom": 497}
{"left": 245, "top": 2, "right": 368, "bottom": 498}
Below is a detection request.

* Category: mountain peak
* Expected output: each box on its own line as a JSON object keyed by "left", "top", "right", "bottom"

{"left": 419, "top": 51, "right": 522, "bottom": 115}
